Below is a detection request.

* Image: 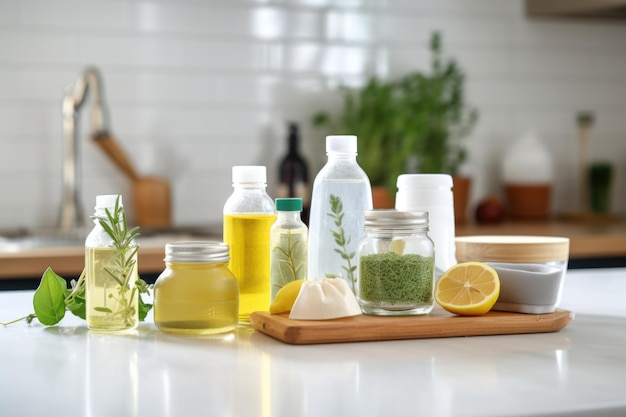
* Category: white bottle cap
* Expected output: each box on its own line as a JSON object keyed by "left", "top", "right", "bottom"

{"left": 95, "top": 194, "right": 122, "bottom": 210}
{"left": 232, "top": 166, "right": 267, "bottom": 183}
{"left": 326, "top": 135, "right": 357, "bottom": 153}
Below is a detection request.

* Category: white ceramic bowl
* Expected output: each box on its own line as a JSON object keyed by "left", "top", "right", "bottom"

{"left": 455, "top": 235, "right": 570, "bottom": 314}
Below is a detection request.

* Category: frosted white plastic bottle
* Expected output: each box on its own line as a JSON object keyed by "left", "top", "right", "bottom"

{"left": 307, "top": 135, "right": 372, "bottom": 294}
{"left": 395, "top": 174, "right": 457, "bottom": 277}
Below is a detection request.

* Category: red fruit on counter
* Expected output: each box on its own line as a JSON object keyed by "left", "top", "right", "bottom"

{"left": 475, "top": 196, "right": 505, "bottom": 224}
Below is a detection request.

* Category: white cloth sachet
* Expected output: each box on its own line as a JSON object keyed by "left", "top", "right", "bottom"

{"left": 289, "top": 278, "right": 362, "bottom": 320}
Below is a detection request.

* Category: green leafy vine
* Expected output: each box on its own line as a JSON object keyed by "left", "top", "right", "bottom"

{"left": 2, "top": 197, "right": 152, "bottom": 327}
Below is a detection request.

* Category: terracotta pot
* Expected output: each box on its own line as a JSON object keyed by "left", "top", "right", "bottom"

{"left": 504, "top": 183, "right": 551, "bottom": 220}
{"left": 372, "top": 186, "right": 395, "bottom": 209}
{"left": 452, "top": 176, "right": 471, "bottom": 224}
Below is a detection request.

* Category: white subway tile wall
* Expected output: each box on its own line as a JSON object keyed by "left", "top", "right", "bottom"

{"left": 0, "top": 0, "right": 625, "bottom": 229}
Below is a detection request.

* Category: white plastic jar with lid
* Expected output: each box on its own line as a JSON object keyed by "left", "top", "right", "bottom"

{"left": 395, "top": 174, "right": 456, "bottom": 276}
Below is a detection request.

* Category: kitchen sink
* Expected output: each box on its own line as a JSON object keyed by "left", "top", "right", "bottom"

{"left": 0, "top": 228, "right": 86, "bottom": 251}
{"left": 0, "top": 225, "right": 222, "bottom": 251}
{"left": 0, "top": 236, "right": 85, "bottom": 250}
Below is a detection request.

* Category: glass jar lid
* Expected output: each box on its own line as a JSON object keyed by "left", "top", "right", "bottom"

{"left": 165, "top": 241, "right": 230, "bottom": 263}
{"left": 364, "top": 209, "right": 428, "bottom": 231}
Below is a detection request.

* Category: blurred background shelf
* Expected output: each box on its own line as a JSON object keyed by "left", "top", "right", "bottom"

{"left": 526, "top": 0, "right": 626, "bottom": 19}
{"left": 457, "top": 219, "right": 626, "bottom": 268}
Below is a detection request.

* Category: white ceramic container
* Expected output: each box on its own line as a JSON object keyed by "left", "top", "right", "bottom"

{"left": 455, "top": 235, "right": 570, "bottom": 314}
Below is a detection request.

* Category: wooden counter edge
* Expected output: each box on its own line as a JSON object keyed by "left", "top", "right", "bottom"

{"left": 2, "top": 220, "right": 626, "bottom": 279}
{"left": 0, "top": 245, "right": 165, "bottom": 279}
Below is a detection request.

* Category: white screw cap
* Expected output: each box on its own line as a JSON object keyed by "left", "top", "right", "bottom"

{"left": 232, "top": 166, "right": 267, "bottom": 183}
{"left": 326, "top": 135, "right": 357, "bottom": 153}
{"left": 95, "top": 194, "right": 122, "bottom": 210}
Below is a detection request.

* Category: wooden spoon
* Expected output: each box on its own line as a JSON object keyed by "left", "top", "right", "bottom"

{"left": 93, "top": 133, "right": 171, "bottom": 228}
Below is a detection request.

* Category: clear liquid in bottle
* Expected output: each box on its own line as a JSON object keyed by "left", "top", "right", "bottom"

{"left": 270, "top": 198, "right": 308, "bottom": 301}
{"left": 307, "top": 136, "right": 372, "bottom": 294}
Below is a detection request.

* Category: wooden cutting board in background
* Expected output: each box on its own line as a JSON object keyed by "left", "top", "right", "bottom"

{"left": 250, "top": 308, "right": 573, "bottom": 345}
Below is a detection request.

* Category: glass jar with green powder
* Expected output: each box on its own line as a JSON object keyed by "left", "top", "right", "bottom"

{"left": 358, "top": 210, "right": 435, "bottom": 316}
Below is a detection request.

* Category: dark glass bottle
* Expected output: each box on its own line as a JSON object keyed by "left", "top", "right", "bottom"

{"left": 277, "top": 122, "right": 310, "bottom": 223}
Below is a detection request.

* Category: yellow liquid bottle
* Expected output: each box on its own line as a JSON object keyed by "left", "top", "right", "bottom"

{"left": 224, "top": 213, "right": 276, "bottom": 322}
{"left": 85, "top": 194, "right": 138, "bottom": 332}
{"left": 154, "top": 242, "right": 239, "bottom": 335}
{"left": 223, "top": 166, "right": 276, "bottom": 323}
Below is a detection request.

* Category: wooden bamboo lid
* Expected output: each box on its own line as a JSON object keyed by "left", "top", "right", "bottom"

{"left": 455, "top": 235, "right": 570, "bottom": 263}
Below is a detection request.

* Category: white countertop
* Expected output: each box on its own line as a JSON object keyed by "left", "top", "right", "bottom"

{"left": 1, "top": 268, "right": 626, "bottom": 417}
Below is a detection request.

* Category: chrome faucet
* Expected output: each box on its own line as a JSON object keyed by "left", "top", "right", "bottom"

{"left": 58, "top": 67, "right": 110, "bottom": 232}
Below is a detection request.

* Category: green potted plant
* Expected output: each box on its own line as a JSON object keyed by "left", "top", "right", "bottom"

{"left": 312, "top": 77, "right": 397, "bottom": 206}
{"left": 312, "top": 32, "right": 478, "bottom": 213}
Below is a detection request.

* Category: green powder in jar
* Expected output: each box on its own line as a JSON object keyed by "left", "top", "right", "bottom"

{"left": 359, "top": 251, "right": 434, "bottom": 304}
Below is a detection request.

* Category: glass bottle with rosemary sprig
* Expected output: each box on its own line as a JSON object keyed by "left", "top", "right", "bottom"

{"left": 307, "top": 135, "right": 372, "bottom": 294}
{"left": 270, "top": 198, "right": 308, "bottom": 301}
{"left": 85, "top": 195, "right": 139, "bottom": 332}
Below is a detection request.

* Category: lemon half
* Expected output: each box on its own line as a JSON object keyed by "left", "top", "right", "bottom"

{"left": 435, "top": 262, "right": 500, "bottom": 316}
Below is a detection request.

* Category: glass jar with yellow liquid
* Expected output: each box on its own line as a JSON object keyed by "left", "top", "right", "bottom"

{"left": 223, "top": 166, "right": 276, "bottom": 323}
{"left": 154, "top": 241, "right": 239, "bottom": 334}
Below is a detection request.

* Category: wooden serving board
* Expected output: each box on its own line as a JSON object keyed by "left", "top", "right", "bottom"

{"left": 250, "top": 308, "right": 573, "bottom": 345}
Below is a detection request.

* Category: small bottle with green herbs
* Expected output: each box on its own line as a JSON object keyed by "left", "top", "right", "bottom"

{"left": 85, "top": 195, "right": 139, "bottom": 332}
{"left": 357, "top": 209, "right": 435, "bottom": 316}
{"left": 270, "top": 198, "right": 308, "bottom": 301}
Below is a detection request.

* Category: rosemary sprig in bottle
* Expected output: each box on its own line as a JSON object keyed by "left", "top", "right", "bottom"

{"left": 326, "top": 194, "right": 357, "bottom": 292}
{"left": 90, "top": 197, "right": 141, "bottom": 327}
